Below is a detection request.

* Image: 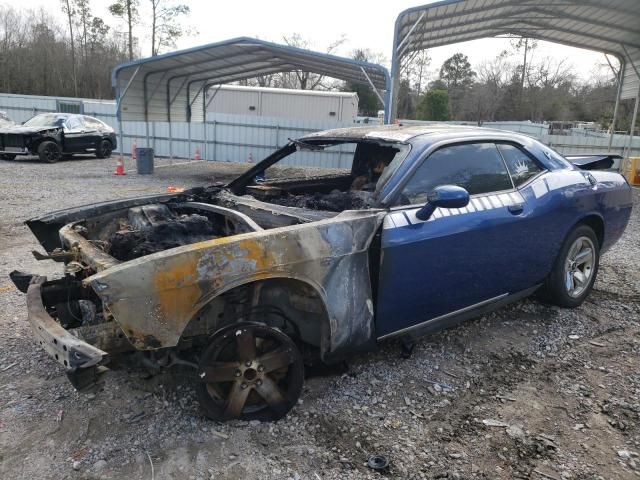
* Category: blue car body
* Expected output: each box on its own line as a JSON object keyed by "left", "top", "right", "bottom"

{"left": 289, "top": 125, "right": 629, "bottom": 343}
{"left": 368, "top": 127, "right": 632, "bottom": 340}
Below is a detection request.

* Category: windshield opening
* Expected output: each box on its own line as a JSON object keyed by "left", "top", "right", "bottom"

{"left": 229, "top": 139, "right": 410, "bottom": 212}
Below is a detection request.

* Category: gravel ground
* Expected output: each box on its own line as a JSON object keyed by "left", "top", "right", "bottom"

{"left": 0, "top": 154, "right": 639, "bottom": 480}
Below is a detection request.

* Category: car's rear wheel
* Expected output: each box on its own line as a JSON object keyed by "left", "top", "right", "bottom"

{"left": 196, "top": 322, "right": 304, "bottom": 422}
{"left": 540, "top": 225, "right": 599, "bottom": 308}
{"left": 0, "top": 153, "right": 16, "bottom": 160}
{"left": 38, "top": 141, "right": 61, "bottom": 163}
{"left": 95, "top": 139, "right": 113, "bottom": 159}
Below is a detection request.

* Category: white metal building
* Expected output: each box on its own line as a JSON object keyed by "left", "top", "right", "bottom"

{"left": 205, "top": 85, "right": 359, "bottom": 123}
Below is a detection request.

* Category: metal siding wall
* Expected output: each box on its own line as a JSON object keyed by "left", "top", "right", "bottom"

{"left": 621, "top": 49, "right": 640, "bottom": 100}
{"left": 1, "top": 93, "right": 638, "bottom": 164}
{"left": 261, "top": 91, "right": 342, "bottom": 121}
{"left": 205, "top": 86, "right": 358, "bottom": 123}
{"left": 207, "top": 89, "right": 261, "bottom": 116}
{"left": 541, "top": 133, "right": 640, "bottom": 156}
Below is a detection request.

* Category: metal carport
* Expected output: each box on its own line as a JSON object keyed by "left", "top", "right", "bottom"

{"left": 112, "top": 37, "right": 390, "bottom": 157}
{"left": 390, "top": 0, "right": 640, "bottom": 154}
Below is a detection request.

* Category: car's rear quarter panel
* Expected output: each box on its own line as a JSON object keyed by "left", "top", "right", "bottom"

{"left": 520, "top": 169, "right": 632, "bottom": 282}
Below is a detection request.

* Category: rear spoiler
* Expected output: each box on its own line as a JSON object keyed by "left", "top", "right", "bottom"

{"left": 564, "top": 154, "right": 622, "bottom": 171}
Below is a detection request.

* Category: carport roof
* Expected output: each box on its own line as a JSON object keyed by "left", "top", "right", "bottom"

{"left": 393, "top": 0, "right": 640, "bottom": 100}
{"left": 112, "top": 37, "right": 390, "bottom": 122}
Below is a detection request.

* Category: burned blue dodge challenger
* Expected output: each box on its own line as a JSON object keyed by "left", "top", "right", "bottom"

{"left": 12, "top": 125, "right": 633, "bottom": 421}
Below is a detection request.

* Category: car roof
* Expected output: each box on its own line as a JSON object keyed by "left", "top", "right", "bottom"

{"left": 301, "top": 123, "right": 529, "bottom": 143}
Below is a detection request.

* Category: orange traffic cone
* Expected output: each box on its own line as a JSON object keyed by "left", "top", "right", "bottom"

{"left": 194, "top": 147, "right": 201, "bottom": 161}
{"left": 131, "top": 142, "right": 137, "bottom": 160}
{"left": 114, "top": 156, "right": 126, "bottom": 175}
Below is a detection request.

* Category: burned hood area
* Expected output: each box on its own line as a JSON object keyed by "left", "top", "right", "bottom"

{"left": 64, "top": 139, "right": 407, "bottom": 262}
{"left": 106, "top": 204, "right": 224, "bottom": 261}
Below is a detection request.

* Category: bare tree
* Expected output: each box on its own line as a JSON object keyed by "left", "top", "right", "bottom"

{"left": 60, "top": 0, "right": 78, "bottom": 96}
{"left": 109, "top": 0, "right": 138, "bottom": 60}
{"left": 280, "top": 33, "right": 347, "bottom": 90}
{"left": 404, "top": 50, "right": 431, "bottom": 97}
{"left": 150, "top": 0, "right": 190, "bottom": 56}
{"left": 0, "top": 4, "right": 129, "bottom": 98}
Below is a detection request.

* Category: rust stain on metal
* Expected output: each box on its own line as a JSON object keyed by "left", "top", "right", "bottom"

{"left": 85, "top": 209, "right": 385, "bottom": 356}
{"left": 152, "top": 254, "right": 201, "bottom": 330}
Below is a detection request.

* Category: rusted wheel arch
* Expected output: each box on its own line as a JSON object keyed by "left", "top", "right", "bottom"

{"left": 179, "top": 277, "right": 333, "bottom": 357}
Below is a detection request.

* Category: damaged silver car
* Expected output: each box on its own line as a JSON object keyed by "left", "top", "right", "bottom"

{"left": 12, "top": 125, "right": 633, "bottom": 421}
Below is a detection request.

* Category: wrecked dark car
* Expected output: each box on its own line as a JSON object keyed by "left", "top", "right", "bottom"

{"left": 0, "top": 111, "right": 15, "bottom": 159}
{"left": 0, "top": 113, "right": 116, "bottom": 162}
{"left": 0, "top": 111, "right": 14, "bottom": 128}
{"left": 12, "top": 125, "right": 633, "bottom": 421}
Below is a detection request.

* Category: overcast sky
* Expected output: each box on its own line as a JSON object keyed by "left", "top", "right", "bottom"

{"left": 19, "top": 0, "right": 614, "bottom": 83}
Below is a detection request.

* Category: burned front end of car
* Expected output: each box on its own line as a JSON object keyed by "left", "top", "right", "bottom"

{"left": 0, "top": 127, "right": 62, "bottom": 157}
{"left": 12, "top": 134, "right": 408, "bottom": 419}
{"left": 14, "top": 186, "right": 386, "bottom": 394}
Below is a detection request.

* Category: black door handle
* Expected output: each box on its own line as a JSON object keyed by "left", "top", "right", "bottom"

{"left": 508, "top": 203, "right": 524, "bottom": 215}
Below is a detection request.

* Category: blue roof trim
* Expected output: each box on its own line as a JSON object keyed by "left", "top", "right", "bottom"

{"left": 111, "top": 36, "right": 390, "bottom": 89}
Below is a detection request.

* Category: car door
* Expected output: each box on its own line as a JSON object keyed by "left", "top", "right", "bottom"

{"left": 62, "top": 115, "right": 87, "bottom": 152}
{"left": 82, "top": 116, "right": 105, "bottom": 150}
{"left": 375, "top": 141, "right": 542, "bottom": 339}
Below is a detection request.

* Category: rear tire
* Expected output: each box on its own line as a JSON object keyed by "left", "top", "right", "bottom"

{"left": 539, "top": 225, "right": 599, "bottom": 308}
{"left": 0, "top": 153, "right": 16, "bottom": 160}
{"left": 95, "top": 139, "right": 113, "bottom": 159}
{"left": 38, "top": 141, "right": 61, "bottom": 163}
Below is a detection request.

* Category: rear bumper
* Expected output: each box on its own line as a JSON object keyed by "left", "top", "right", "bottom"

{"left": 26, "top": 276, "right": 109, "bottom": 391}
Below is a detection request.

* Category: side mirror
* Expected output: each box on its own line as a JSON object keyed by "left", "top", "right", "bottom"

{"left": 415, "top": 185, "right": 470, "bottom": 221}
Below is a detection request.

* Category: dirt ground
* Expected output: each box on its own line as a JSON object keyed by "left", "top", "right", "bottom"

{"left": 0, "top": 154, "right": 638, "bottom": 480}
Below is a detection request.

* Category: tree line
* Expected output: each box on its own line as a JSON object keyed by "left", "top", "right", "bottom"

{"left": 0, "top": 1, "right": 190, "bottom": 99}
{"left": 0, "top": 3, "right": 634, "bottom": 131}
{"left": 391, "top": 40, "right": 637, "bottom": 132}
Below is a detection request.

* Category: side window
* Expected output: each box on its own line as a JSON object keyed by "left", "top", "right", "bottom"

{"left": 83, "top": 116, "right": 103, "bottom": 130}
{"left": 397, "top": 143, "right": 513, "bottom": 205}
{"left": 498, "top": 144, "right": 543, "bottom": 187}
{"left": 65, "top": 116, "right": 83, "bottom": 130}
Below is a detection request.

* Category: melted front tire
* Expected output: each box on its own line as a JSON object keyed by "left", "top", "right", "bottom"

{"left": 196, "top": 322, "right": 304, "bottom": 422}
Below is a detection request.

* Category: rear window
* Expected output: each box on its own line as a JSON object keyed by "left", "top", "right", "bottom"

{"left": 498, "top": 144, "right": 542, "bottom": 186}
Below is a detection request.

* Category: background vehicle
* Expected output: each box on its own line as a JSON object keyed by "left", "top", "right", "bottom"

{"left": 0, "top": 111, "right": 15, "bottom": 159}
{"left": 0, "top": 111, "right": 14, "bottom": 128}
{"left": 0, "top": 113, "right": 116, "bottom": 162}
{"left": 12, "top": 125, "right": 633, "bottom": 422}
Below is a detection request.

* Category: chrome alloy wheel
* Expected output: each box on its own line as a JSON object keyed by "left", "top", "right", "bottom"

{"left": 564, "top": 236, "right": 596, "bottom": 298}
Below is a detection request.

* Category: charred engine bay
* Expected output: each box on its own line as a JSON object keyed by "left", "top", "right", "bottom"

{"left": 106, "top": 204, "right": 223, "bottom": 261}
{"left": 244, "top": 181, "right": 373, "bottom": 213}
{"left": 90, "top": 181, "right": 373, "bottom": 261}
{"left": 265, "top": 190, "right": 370, "bottom": 211}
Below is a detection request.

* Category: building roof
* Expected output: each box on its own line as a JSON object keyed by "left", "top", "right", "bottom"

{"left": 112, "top": 37, "right": 390, "bottom": 122}
{"left": 393, "top": 0, "right": 640, "bottom": 100}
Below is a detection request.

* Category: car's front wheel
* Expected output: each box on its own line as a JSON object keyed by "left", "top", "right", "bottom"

{"left": 196, "top": 322, "right": 304, "bottom": 422}
{"left": 95, "top": 139, "right": 113, "bottom": 159}
{"left": 541, "top": 225, "right": 599, "bottom": 307}
{"left": 38, "top": 141, "right": 61, "bottom": 163}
